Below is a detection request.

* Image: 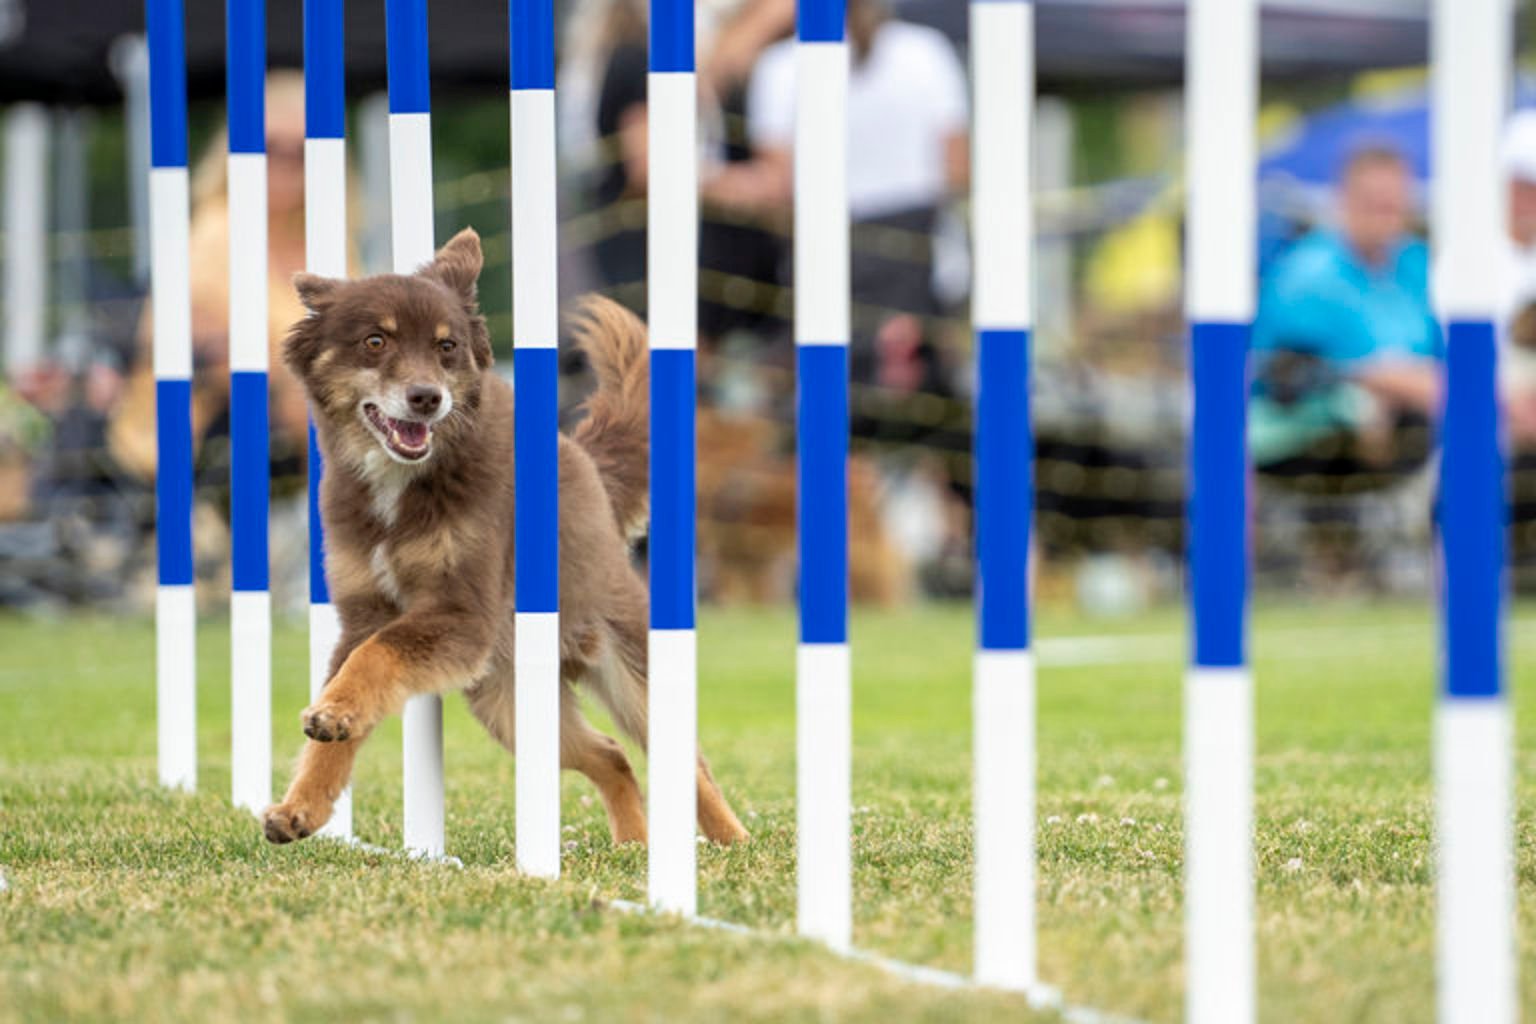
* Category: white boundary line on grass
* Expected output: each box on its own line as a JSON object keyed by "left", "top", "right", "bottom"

{"left": 608, "top": 898, "right": 1149, "bottom": 1024}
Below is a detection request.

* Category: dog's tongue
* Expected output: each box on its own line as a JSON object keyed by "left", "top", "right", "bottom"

{"left": 392, "top": 418, "right": 429, "bottom": 447}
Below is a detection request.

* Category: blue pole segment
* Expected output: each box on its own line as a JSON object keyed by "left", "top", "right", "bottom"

{"left": 651, "top": 349, "right": 696, "bottom": 630}
{"left": 514, "top": 348, "right": 560, "bottom": 613}
{"left": 386, "top": 0, "right": 430, "bottom": 113}
{"left": 156, "top": 380, "right": 195, "bottom": 586}
{"left": 977, "top": 328, "right": 1031, "bottom": 651}
{"left": 510, "top": 0, "right": 556, "bottom": 90}
{"left": 1188, "top": 321, "right": 1249, "bottom": 668}
{"left": 308, "top": 424, "right": 330, "bottom": 604}
{"left": 226, "top": 0, "right": 266, "bottom": 155}
{"left": 231, "top": 371, "right": 271, "bottom": 592}
{"left": 304, "top": 0, "right": 345, "bottom": 139}
{"left": 798, "top": 345, "right": 849, "bottom": 645}
{"left": 798, "top": 0, "right": 846, "bottom": 42}
{"left": 1440, "top": 319, "right": 1506, "bottom": 698}
{"left": 650, "top": 0, "right": 695, "bottom": 73}
{"left": 147, "top": 0, "right": 188, "bottom": 169}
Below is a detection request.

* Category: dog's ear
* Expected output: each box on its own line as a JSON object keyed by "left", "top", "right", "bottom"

{"left": 293, "top": 272, "right": 342, "bottom": 313}
{"left": 283, "top": 316, "right": 325, "bottom": 379}
{"left": 468, "top": 315, "right": 494, "bottom": 371}
{"left": 423, "top": 227, "right": 483, "bottom": 310}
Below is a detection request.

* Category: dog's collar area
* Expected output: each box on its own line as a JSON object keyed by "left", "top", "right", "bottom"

{"left": 362, "top": 402, "right": 433, "bottom": 462}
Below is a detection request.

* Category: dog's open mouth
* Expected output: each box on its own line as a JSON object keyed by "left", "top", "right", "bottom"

{"left": 363, "top": 403, "right": 433, "bottom": 461}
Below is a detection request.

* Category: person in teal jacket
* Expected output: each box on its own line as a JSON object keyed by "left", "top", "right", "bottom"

{"left": 1250, "top": 146, "right": 1441, "bottom": 473}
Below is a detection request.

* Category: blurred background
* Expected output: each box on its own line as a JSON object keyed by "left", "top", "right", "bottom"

{"left": 1, "top": 0, "right": 1533, "bottom": 621}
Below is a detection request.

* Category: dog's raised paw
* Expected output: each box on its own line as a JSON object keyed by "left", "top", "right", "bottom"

{"left": 301, "top": 702, "right": 357, "bottom": 742}
{"left": 262, "top": 804, "right": 315, "bottom": 845}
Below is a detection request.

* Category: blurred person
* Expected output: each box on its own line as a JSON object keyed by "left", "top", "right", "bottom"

{"left": 110, "top": 71, "right": 313, "bottom": 483}
{"left": 1250, "top": 145, "right": 1440, "bottom": 476}
{"left": 696, "top": 0, "right": 795, "bottom": 350}
{"left": 108, "top": 71, "right": 348, "bottom": 610}
{"left": 706, "top": 0, "right": 969, "bottom": 389}
{"left": 1496, "top": 109, "right": 1536, "bottom": 441}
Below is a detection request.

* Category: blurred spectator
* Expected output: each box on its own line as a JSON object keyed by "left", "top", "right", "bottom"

{"left": 109, "top": 71, "right": 313, "bottom": 486}
{"left": 1250, "top": 145, "right": 1440, "bottom": 477}
{"left": 1497, "top": 110, "right": 1536, "bottom": 442}
{"left": 697, "top": 0, "right": 795, "bottom": 347}
{"left": 708, "top": 0, "right": 969, "bottom": 390}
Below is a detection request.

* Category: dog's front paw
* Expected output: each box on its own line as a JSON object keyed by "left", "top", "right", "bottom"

{"left": 263, "top": 802, "right": 322, "bottom": 844}
{"left": 301, "top": 700, "right": 360, "bottom": 742}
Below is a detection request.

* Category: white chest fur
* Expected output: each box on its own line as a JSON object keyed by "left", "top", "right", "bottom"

{"left": 370, "top": 544, "right": 404, "bottom": 605}
{"left": 360, "top": 449, "right": 417, "bottom": 527}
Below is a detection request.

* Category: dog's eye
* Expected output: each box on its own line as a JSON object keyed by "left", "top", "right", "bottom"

{"left": 364, "top": 335, "right": 385, "bottom": 351}
{"left": 438, "top": 338, "right": 457, "bottom": 354}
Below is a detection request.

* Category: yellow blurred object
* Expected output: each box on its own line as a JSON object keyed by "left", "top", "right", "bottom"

{"left": 1083, "top": 209, "right": 1181, "bottom": 315}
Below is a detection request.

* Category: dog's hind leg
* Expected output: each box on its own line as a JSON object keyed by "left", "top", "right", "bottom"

{"left": 597, "top": 579, "right": 750, "bottom": 846}
{"left": 464, "top": 665, "right": 648, "bottom": 845}
{"left": 263, "top": 737, "right": 360, "bottom": 843}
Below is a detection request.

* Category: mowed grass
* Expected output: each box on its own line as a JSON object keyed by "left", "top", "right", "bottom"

{"left": 4, "top": 600, "right": 1536, "bottom": 1022}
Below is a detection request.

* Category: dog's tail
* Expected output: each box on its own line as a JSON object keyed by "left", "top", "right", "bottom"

{"left": 570, "top": 296, "right": 649, "bottom": 542}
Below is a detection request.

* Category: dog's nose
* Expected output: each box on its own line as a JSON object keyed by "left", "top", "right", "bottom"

{"left": 406, "top": 385, "right": 443, "bottom": 415}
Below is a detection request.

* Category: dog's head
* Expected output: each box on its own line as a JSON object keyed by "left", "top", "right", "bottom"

{"left": 284, "top": 228, "right": 492, "bottom": 469}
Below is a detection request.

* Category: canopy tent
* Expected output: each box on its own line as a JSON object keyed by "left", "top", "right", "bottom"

{"left": 0, "top": 0, "right": 1438, "bottom": 106}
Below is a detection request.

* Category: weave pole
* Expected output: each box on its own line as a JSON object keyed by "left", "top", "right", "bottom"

{"left": 647, "top": 0, "right": 699, "bottom": 914}
{"left": 148, "top": 0, "right": 196, "bottom": 793}
{"left": 510, "top": 0, "right": 562, "bottom": 879}
{"left": 1183, "top": 0, "right": 1256, "bottom": 1020}
{"left": 794, "top": 0, "right": 852, "bottom": 952}
{"left": 970, "top": 0, "right": 1035, "bottom": 992}
{"left": 227, "top": 0, "right": 272, "bottom": 815}
{"left": 1430, "top": 1, "right": 1516, "bottom": 1020}
{"left": 304, "top": 0, "right": 351, "bottom": 839}
{"left": 385, "top": 0, "right": 446, "bottom": 858}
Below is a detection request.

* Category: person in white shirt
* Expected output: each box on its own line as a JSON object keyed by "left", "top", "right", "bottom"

{"left": 703, "top": 0, "right": 969, "bottom": 393}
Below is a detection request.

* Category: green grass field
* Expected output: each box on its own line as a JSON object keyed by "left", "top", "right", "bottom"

{"left": 2, "top": 600, "right": 1534, "bottom": 1022}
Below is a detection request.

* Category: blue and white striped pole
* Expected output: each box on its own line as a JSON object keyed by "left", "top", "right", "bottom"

{"left": 304, "top": 0, "right": 351, "bottom": 840}
{"left": 794, "top": 0, "right": 851, "bottom": 952}
{"left": 648, "top": 0, "right": 699, "bottom": 915}
{"left": 148, "top": 0, "right": 197, "bottom": 793}
{"left": 227, "top": 0, "right": 272, "bottom": 815}
{"left": 970, "top": 0, "right": 1035, "bottom": 992}
{"left": 1184, "top": 0, "right": 1256, "bottom": 1020}
{"left": 385, "top": 0, "right": 446, "bottom": 858}
{"left": 510, "top": 0, "right": 562, "bottom": 880}
{"left": 1430, "top": 1, "right": 1516, "bottom": 1019}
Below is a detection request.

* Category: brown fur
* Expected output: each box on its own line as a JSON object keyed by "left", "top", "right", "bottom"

{"left": 263, "top": 227, "right": 747, "bottom": 848}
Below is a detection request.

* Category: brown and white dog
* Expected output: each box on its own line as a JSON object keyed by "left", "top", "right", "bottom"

{"left": 261, "top": 227, "right": 748, "bottom": 847}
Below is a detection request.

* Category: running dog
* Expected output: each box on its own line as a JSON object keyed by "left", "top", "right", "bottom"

{"left": 261, "top": 227, "right": 748, "bottom": 847}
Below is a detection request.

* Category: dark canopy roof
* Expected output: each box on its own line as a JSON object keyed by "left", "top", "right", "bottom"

{"left": 0, "top": 0, "right": 1435, "bottom": 107}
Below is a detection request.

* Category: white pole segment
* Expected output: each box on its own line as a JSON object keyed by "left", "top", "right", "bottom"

{"left": 1435, "top": 700, "right": 1515, "bottom": 1023}
{"left": 648, "top": 629, "right": 697, "bottom": 911}
{"left": 973, "top": 650, "right": 1036, "bottom": 988}
{"left": 1184, "top": 666, "right": 1255, "bottom": 1023}
{"left": 970, "top": 2, "right": 1032, "bottom": 332}
{"left": 387, "top": 108, "right": 446, "bottom": 858}
{"left": 304, "top": 132, "right": 350, "bottom": 839}
{"left": 3, "top": 103, "right": 49, "bottom": 376}
{"left": 796, "top": 642, "right": 852, "bottom": 949}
